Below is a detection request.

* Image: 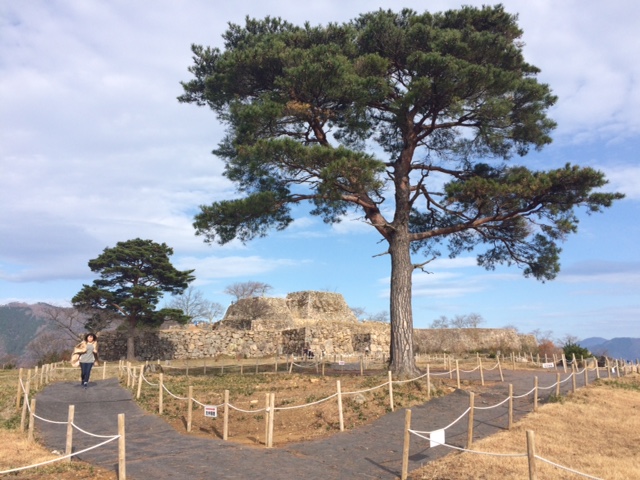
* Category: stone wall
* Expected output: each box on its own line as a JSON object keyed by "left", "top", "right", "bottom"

{"left": 218, "top": 291, "right": 358, "bottom": 331}
{"left": 98, "top": 324, "right": 534, "bottom": 361}
{"left": 413, "top": 328, "right": 537, "bottom": 355}
{"left": 97, "top": 290, "right": 536, "bottom": 360}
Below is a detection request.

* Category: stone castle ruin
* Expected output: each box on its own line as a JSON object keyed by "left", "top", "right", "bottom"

{"left": 98, "top": 291, "right": 535, "bottom": 361}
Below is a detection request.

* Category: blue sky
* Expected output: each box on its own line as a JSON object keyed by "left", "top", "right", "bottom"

{"left": 1, "top": 0, "right": 639, "bottom": 342}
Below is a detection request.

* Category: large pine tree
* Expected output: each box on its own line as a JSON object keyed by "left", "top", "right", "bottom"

{"left": 179, "top": 6, "right": 623, "bottom": 376}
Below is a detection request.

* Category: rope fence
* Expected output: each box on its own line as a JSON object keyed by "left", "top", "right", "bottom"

{"left": 4, "top": 374, "right": 127, "bottom": 478}
{"left": 398, "top": 366, "right": 623, "bottom": 480}
{"left": 5, "top": 352, "right": 637, "bottom": 477}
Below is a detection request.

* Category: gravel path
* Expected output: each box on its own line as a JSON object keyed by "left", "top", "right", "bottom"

{"left": 35, "top": 366, "right": 597, "bottom": 479}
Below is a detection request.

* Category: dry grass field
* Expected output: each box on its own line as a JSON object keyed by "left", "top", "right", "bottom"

{"left": 0, "top": 361, "right": 638, "bottom": 479}
{"left": 409, "top": 375, "right": 640, "bottom": 479}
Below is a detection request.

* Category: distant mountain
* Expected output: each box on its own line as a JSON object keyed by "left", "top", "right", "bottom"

{"left": 0, "top": 303, "right": 45, "bottom": 359}
{"left": 579, "top": 337, "right": 608, "bottom": 350}
{"left": 579, "top": 337, "right": 640, "bottom": 361}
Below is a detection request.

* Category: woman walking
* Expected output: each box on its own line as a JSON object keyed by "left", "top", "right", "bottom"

{"left": 74, "top": 333, "right": 99, "bottom": 388}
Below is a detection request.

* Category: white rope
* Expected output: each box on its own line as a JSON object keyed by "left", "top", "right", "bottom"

{"left": 162, "top": 384, "right": 187, "bottom": 400}
{"left": 473, "top": 396, "right": 510, "bottom": 410}
{"left": 141, "top": 372, "right": 158, "bottom": 386}
{"left": 32, "top": 414, "right": 68, "bottom": 425}
{"left": 410, "top": 407, "right": 471, "bottom": 434}
{"left": 535, "top": 455, "right": 603, "bottom": 479}
{"left": 0, "top": 435, "right": 120, "bottom": 474}
{"left": 192, "top": 398, "right": 224, "bottom": 408}
{"left": 560, "top": 374, "right": 573, "bottom": 384}
{"left": 429, "top": 369, "right": 455, "bottom": 377}
{"left": 512, "top": 387, "right": 536, "bottom": 399}
{"left": 459, "top": 365, "right": 480, "bottom": 373}
{"left": 483, "top": 362, "right": 500, "bottom": 371}
{"left": 228, "top": 403, "right": 267, "bottom": 414}
{"left": 71, "top": 422, "right": 120, "bottom": 439}
{"left": 343, "top": 382, "right": 389, "bottom": 396}
{"left": 537, "top": 382, "right": 558, "bottom": 391}
{"left": 393, "top": 370, "right": 431, "bottom": 384}
{"left": 409, "top": 430, "right": 527, "bottom": 458}
{"left": 274, "top": 393, "right": 338, "bottom": 411}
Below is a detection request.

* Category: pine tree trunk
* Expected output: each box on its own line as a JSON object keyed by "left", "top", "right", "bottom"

{"left": 388, "top": 226, "right": 418, "bottom": 378}
{"left": 126, "top": 322, "right": 136, "bottom": 360}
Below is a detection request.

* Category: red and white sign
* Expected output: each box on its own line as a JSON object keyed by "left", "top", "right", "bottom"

{"left": 204, "top": 406, "right": 217, "bottom": 418}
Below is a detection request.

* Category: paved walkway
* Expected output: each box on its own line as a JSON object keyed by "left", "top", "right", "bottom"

{"left": 35, "top": 367, "right": 594, "bottom": 479}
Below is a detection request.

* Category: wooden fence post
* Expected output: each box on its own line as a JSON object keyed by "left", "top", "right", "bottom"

{"left": 508, "top": 384, "right": 513, "bottom": 430}
{"left": 571, "top": 364, "right": 577, "bottom": 393}
{"left": 584, "top": 365, "right": 589, "bottom": 387}
{"left": 497, "top": 358, "right": 504, "bottom": 382}
{"left": 158, "top": 373, "right": 164, "bottom": 415}
{"left": 268, "top": 393, "right": 275, "bottom": 448}
{"left": 65, "top": 405, "right": 75, "bottom": 462}
{"left": 401, "top": 409, "right": 412, "bottom": 480}
{"left": 479, "top": 357, "right": 485, "bottom": 386}
{"left": 337, "top": 380, "right": 344, "bottom": 432}
{"left": 223, "top": 389, "right": 229, "bottom": 441}
{"left": 561, "top": 354, "right": 567, "bottom": 373}
{"left": 467, "top": 392, "right": 475, "bottom": 448}
{"left": 388, "top": 371, "right": 394, "bottom": 412}
{"left": 20, "top": 379, "right": 30, "bottom": 433}
{"left": 16, "top": 368, "right": 23, "bottom": 409}
{"left": 555, "top": 373, "right": 561, "bottom": 398}
{"left": 526, "top": 430, "right": 537, "bottom": 480}
{"left": 40, "top": 364, "right": 45, "bottom": 386}
{"left": 426, "top": 365, "right": 431, "bottom": 400}
{"left": 264, "top": 393, "right": 270, "bottom": 446}
{"left": 455, "top": 360, "right": 461, "bottom": 389}
{"left": 136, "top": 367, "right": 143, "bottom": 399}
{"left": 533, "top": 377, "right": 538, "bottom": 412}
{"left": 33, "top": 366, "right": 39, "bottom": 390}
{"left": 187, "top": 386, "right": 193, "bottom": 432}
{"left": 118, "top": 413, "right": 126, "bottom": 480}
{"left": 27, "top": 398, "right": 36, "bottom": 442}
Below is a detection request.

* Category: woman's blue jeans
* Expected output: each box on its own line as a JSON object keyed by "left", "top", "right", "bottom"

{"left": 80, "top": 362, "right": 94, "bottom": 384}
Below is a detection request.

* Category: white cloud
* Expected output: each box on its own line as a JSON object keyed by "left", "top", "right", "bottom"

{"left": 175, "top": 255, "right": 304, "bottom": 282}
{"left": 599, "top": 164, "right": 640, "bottom": 200}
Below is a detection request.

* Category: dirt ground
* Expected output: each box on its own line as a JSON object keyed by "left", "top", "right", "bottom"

{"left": 135, "top": 363, "right": 460, "bottom": 446}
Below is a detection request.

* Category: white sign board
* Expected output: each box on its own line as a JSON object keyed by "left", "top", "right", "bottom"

{"left": 542, "top": 362, "right": 555, "bottom": 369}
{"left": 338, "top": 361, "right": 345, "bottom": 366}
{"left": 430, "top": 429, "right": 445, "bottom": 448}
{"left": 204, "top": 405, "right": 217, "bottom": 418}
